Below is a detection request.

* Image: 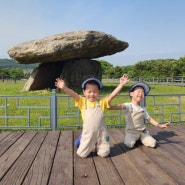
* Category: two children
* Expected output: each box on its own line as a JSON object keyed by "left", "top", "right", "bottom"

{"left": 110, "top": 82, "right": 170, "bottom": 148}
{"left": 55, "top": 76, "right": 170, "bottom": 157}
{"left": 55, "top": 75, "right": 129, "bottom": 158}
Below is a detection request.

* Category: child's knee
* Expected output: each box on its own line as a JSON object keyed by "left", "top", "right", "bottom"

{"left": 148, "top": 139, "right": 156, "bottom": 148}
{"left": 97, "top": 142, "right": 110, "bottom": 157}
{"left": 97, "top": 149, "right": 110, "bottom": 157}
{"left": 76, "top": 150, "right": 90, "bottom": 158}
{"left": 76, "top": 143, "right": 93, "bottom": 158}
{"left": 142, "top": 137, "right": 156, "bottom": 148}
{"left": 124, "top": 140, "right": 135, "bottom": 148}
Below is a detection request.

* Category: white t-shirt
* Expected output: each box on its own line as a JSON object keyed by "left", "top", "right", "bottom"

{"left": 122, "top": 102, "right": 150, "bottom": 122}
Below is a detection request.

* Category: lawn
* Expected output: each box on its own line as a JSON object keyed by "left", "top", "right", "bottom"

{"left": 0, "top": 81, "right": 185, "bottom": 95}
{"left": 0, "top": 81, "right": 185, "bottom": 129}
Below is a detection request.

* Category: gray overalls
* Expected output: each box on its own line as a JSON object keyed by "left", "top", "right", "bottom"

{"left": 124, "top": 104, "right": 156, "bottom": 148}
{"left": 77, "top": 101, "right": 110, "bottom": 158}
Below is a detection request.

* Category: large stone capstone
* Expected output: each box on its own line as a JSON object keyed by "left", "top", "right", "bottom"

{"left": 8, "top": 30, "right": 128, "bottom": 64}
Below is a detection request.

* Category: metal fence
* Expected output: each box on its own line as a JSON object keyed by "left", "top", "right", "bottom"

{"left": 1, "top": 76, "right": 185, "bottom": 86}
{"left": 0, "top": 89, "right": 185, "bottom": 130}
{"left": 102, "top": 77, "right": 185, "bottom": 86}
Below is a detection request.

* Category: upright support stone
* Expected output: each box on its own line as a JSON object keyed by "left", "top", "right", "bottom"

{"left": 50, "top": 89, "right": 57, "bottom": 130}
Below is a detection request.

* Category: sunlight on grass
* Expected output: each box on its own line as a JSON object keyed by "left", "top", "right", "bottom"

{"left": 0, "top": 82, "right": 185, "bottom": 129}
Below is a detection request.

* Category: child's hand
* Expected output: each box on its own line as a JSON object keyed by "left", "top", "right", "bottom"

{"left": 55, "top": 78, "right": 65, "bottom": 89}
{"left": 120, "top": 74, "right": 129, "bottom": 85}
{"left": 159, "top": 122, "right": 170, "bottom": 128}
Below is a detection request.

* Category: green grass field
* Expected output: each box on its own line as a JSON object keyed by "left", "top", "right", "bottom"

{"left": 1, "top": 81, "right": 184, "bottom": 95}
{"left": 0, "top": 82, "right": 185, "bottom": 129}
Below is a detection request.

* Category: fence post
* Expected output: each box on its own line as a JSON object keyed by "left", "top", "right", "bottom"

{"left": 141, "top": 97, "right": 146, "bottom": 124}
{"left": 50, "top": 89, "right": 57, "bottom": 130}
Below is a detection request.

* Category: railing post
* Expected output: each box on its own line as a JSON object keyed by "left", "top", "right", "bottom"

{"left": 141, "top": 97, "right": 146, "bottom": 124}
{"left": 50, "top": 89, "right": 57, "bottom": 130}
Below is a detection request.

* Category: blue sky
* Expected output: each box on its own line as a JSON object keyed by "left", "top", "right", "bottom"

{"left": 1, "top": 0, "right": 185, "bottom": 66}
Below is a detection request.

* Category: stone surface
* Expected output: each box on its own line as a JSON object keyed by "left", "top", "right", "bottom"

{"left": 8, "top": 30, "right": 129, "bottom": 64}
{"left": 23, "top": 61, "right": 64, "bottom": 91}
{"left": 60, "top": 59, "right": 101, "bottom": 89}
{"left": 23, "top": 59, "right": 101, "bottom": 90}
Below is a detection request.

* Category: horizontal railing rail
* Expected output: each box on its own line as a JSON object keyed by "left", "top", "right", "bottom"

{"left": 0, "top": 89, "right": 185, "bottom": 130}
{"left": 1, "top": 76, "right": 185, "bottom": 86}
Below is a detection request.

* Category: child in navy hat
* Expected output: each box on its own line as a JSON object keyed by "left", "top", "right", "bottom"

{"left": 110, "top": 82, "right": 170, "bottom": 148}
{"left": 55, "top": 74, "right": 129, "bottom": 157}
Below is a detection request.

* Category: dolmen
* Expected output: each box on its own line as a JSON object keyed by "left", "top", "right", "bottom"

{"left": 8, "top": 30, "right": 129, "bottom": 90}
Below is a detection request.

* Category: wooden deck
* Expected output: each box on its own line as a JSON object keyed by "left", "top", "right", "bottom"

{"left": 0, "top": 125, "right": 185, "bottom": 185}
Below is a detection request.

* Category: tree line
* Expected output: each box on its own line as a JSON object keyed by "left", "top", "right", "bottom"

{"left": 0, "top": 56, "right": 185, "bottom": 79}
{"left": 98, "top": 56, "right": 185, "bottom": 78}
{"left": 0, "top": 59, "right": 38, "bottom": 79}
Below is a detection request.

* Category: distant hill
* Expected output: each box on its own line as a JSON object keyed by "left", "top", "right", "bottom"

{"left": 0, "top": 58, "right": 38, "bottom": 70}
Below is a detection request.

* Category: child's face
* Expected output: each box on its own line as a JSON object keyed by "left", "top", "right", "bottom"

{"left": 130, "top": 87, "right": 145, "bottom": 103}
{"left": 83, "top": 83, "right": 100, "bottom": 102}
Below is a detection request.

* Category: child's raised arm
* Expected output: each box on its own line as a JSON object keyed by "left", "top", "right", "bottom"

{"left": 147, "top": 117, "right": 170, "bottom": 128}
{"left": 55, "top": 78, "right": 80, "bottom": 101}
{"left": 107, "top": 74, "right": 129, "bottom": 102}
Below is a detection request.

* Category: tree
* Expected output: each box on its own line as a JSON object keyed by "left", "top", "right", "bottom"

{"left": 8, "top": 68, "right": 24, "bottom": 79}
{"left": 98, "top": 60, "right": 114, "bottom": 78}
{"left": 177, "top": 57, "right": 185, "bottom": 76}
{"left": 121, "top": 65, "right": 134, "bottom": 77}
{"left": 114, "top": 66, "right": 123, "bottom": 78}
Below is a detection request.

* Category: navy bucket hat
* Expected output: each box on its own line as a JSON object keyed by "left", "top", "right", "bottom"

{"left": 81, "top": 77, "right": 103, "bottom": 89}
{"left": 129, "top": 82, "right": 150, "bottom": 96}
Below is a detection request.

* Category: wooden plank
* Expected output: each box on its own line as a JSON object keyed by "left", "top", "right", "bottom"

{"left": 0, "top": 131, "right": 47, "bottom": 185}
{"left": 22, "top": 131, "right": 60, "bottom": 185}
{"left": 48, "top": 131, "right": 73, "bottom": 185}
{"left": 109, "top": 129, "right": 150, "bottom": 185}
{"left": 0, "top": 126, "right": 184, "bottom": 185}
{"left": 148, "top": 128, "right": 185, "bottom": 165}
{"left": 124, "top": 147, "right": 176, "bottom": 185}
{"left": 144, "top": 126, "right": 185, "bottom": 183}
{"left": 0, "top": 132, "right": 37, "bottom": 180}
{"left": 148, "top": 125, "right": 185, "bottom": 140}
{"left": 0, "top": 132, "right": 24, "bottom": 156}
{"left": 73, "top": 130, "right": 100, "bottom": 185}
{"left": 169, "top": 125, "right": 185, "bottom": 137}
{"left": 172, "top": 125, "right": 185, "bottom": 132}
{"left": 142, "top": 126, "right": 185, "bottom": 184}
{"left": 140, "top": 144, "right": 185, "bottom": 184}
{"left": 148, "top": 126, "right": 185, "bottom": 152}
{"left": 93, "top": 154, "right": 124, "bottom": 185}
{"left": 109, "top": 128, "right": 176, "bottom": 185}
{"left": 0, "top": 132, "right": 11, "bottom": 142}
